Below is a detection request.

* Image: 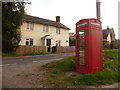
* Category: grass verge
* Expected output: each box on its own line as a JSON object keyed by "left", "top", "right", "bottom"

{"left": 2, "top": 52, "right": 49, "bottom": 57}
{"left": 42, "top": 49, "right": 119, "bottom": 88}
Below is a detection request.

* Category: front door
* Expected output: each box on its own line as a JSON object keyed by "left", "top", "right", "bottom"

{"left": 46, "top": 39, "right": 51, "bottom": 52}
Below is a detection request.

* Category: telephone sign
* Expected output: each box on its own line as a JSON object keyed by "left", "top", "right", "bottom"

{"left": 75, "top": 18, "right": 103, "bottom": 73}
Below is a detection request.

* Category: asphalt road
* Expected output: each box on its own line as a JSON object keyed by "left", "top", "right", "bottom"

{"left": 2, "top": 53, "right": 75, "bottom": 66}
{"left": 2, "top": 53, "right": 75, "bottom": 88}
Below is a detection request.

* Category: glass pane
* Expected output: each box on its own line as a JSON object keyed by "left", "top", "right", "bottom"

{"left": 79, "top": 30, "right": 85, "bottom": 66}
{"left": 79, "top": 31, "right": 84, "bottom": 34}
{"left": 80, "top": 44, "right": 85, "bottom": 48}
{"left": 80, "top": 39, "right": 85, "bottom": 43}
{"left": 30, "top": 41, "right": 33, "bottom": 46}
{"left": 80, "top": 48, "right": 85, "bottom": 51}
{"left": 79, "top": 53, "right": 85, "bottom": 57}
{"left": 79, "top": 58, "right": 85, "bottom": 65}
{"left": 26, "top": 41, "right": 29, "bottom": 45}
{"left": 27, "top": 23, "right": 29, "bottom": 29}
{"left": 30, "top": 23, "right": 34, "bottom": 30}
{"left": 79, "top": 32, "right": 84, "bottom": 38}
{"left": 30, "top": 39, "right": 33, "bottom": 46}
{"left": 46, "top": 26, "right": 49, "bottom": 32}
{"left": 79, "top": 34, "right": 84, "bottom": 38}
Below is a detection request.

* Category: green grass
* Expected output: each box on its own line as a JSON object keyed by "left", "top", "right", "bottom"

{"left": 71, "top": 69, "right": 118, "bottom": 86}
{"left": 42, "top": 49, "right": 119, "bottom": 88}
{"left": 2, "top": 52, "right": 49, "bottom": 57}
{"left": 43, "top": 56, "right": 75, "bottom": 72}
{"left": 103, "top": 49, "right": 118, "bottom": 60}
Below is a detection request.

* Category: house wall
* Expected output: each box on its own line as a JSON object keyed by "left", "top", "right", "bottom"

{"left": 107, "top": 33, "right": 112, "bottom": 44}
{"left": 19, "top": 22, "right": 69, "bottom": 47}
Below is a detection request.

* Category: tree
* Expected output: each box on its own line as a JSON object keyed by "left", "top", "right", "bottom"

{"left": 2, "top": 2, "right": 27, "bottom": 53}
{"left": 69, "top": 37, "right": 75, "bottom": 46}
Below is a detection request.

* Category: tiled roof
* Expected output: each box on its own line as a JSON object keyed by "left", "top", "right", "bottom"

{"left": 103, "top": 27, "right": 115, "bottom": 41}
{"left": 23, "top": 15, "right": 70, "bottom": 30}
{"left": 103, "top": 29, "right": 109, "bottom": 39}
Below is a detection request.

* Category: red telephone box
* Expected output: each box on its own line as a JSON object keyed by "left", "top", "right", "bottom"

{"left": 75, "top": 18, "right": 103, "bottom": 73}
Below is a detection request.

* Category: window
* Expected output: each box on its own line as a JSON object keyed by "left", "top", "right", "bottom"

{"left": 26, "top": 38, "right": 33, "bottom": 46}
{"left": 56, "top": 28, "right": 61, "bottom": 34}
{"left": 43, "top": 25, "right": 49, "bottom": 32}
{"left": 79, "top": 30, "right": 85, "bottom": 65}
{"left": 26, "top": 22, "right": 34, "bottom": 30}
{"left": 56, "top": 41, "right": 61, "bottom": 46}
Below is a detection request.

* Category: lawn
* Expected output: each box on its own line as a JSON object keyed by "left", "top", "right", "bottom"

{"left": 42, "top": 49, "right": 119, "bottom": 88}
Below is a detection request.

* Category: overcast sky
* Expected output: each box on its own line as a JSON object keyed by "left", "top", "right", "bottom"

{"left": 26, "top": 0, "right": 119, "bottom": 39}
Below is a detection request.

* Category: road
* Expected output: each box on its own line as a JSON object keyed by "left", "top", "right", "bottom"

{"left": 2, "top": 53, "right": 119, "bottom": 88}
{"left": 2, "top": 53, "right": 75, "bottom": 88}
{"left": 2, "top": 53, "right": 75, "bottom": 66}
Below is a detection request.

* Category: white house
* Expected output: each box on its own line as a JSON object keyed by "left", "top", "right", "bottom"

{"left": 19, "top": 15, "right": 70, "bottom": 52}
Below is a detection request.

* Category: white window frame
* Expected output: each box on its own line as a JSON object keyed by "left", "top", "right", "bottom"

{"left": 56, "top": 41, "right": 61, "bottom": 46}
{"left": 43, "top": 25, "right": 49, "bottom": 32}
{"left": 25, "top": 38, "right": 33, "bottom": 46}
{"left": 26, "top": 22, "right": 34, "bottom": 30}
{"left": 56, "top": 28, "right": 61, "bottom": 34}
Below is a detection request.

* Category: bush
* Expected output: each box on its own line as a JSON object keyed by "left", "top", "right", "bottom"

{"left": 103, "top": 40, "right": 110, "bottom": 49}
{"left": 69, "top": 37, "right": 75, "bottom": 46}
{"left": 110, "top": 40, "right": 120, "bottom": 49}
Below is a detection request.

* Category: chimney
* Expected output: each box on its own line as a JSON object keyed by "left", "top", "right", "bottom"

{"left": 56, "top": 16, "right": 60, "bottom": 23}
{"left": 96, "top": 0, "right": 101, "bottom": 21}
{"left": 107, "top": 26, "right": 110, "bottom": 30}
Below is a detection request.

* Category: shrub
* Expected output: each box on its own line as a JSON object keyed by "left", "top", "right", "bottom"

{"left": 110, "top": 40, "right": 119, "bottom": 49}
{"left": 103, "top": 40, "right": 110, "bottom": 49}
{"left": 69, "top": 37, "right": 75, "bottom": 46}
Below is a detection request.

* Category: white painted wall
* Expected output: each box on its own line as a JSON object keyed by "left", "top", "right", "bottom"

{"left": 19, "top": 22, "right": 69, "bottom": 47}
